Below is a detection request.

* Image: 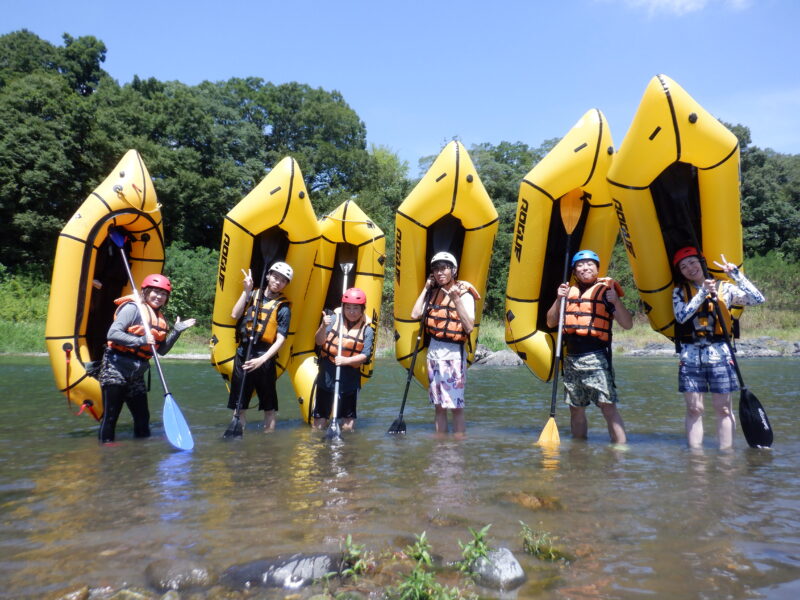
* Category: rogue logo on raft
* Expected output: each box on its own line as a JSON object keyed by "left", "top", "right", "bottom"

{"left": 395, "top": 228, "right": 402, "bottom": 284}
{"left": 513, "top": 198, "right": 529, "bottom": 261}
{"left": 218, "top": 233, "right": 230, "bottom": 290}
{"left": 614, "top": 198, "right": 636, "bottom": 258}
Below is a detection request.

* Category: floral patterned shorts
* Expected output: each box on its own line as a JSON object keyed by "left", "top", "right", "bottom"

{"left": 427, "top": 358, "right": 466, "bottom": 409}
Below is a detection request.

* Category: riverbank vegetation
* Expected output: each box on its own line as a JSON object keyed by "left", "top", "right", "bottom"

{"left": 1, "top": 30, "right": 798, "bottom": 356}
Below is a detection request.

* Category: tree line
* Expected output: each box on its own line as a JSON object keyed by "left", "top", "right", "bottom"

{"left": 1, "top": 29, "right": 798, "bottom": 324}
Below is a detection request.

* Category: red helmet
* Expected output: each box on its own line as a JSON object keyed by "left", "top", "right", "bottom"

{"left": 141, "top": 273, "right": 172, "bottom": 293}
{"left": 342, "top": 287, "right": 367, "bottom": 305}
{"left": 673, "top": 246, "right": 701, "bottom": 267}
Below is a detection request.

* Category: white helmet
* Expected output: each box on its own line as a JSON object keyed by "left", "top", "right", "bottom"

{"left": 269, "top": 261, "right": 293, "bottom": 282}
{"left": 430, "top": 251, "right": 458, "bottom": 270}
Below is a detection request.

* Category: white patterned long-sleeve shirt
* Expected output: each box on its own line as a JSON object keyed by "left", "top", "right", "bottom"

{"left": 672, "top": 268, "right": 765, "bottom": 364}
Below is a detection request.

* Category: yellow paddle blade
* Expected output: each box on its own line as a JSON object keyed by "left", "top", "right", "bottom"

{"left": 559, "top": 188, "right": 584, "bottom": 236}
{"left": 537, "top": 417, "right": 561, "bottom": 446}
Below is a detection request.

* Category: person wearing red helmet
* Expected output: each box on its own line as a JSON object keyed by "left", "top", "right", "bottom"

{"left": 228, "top": 262, "right": 293, "bottom": 433}
{"left": 546, "top": 249, "right": 633, "bottom": 444}
{"left": 411, "top": 251, "right": 479, "bottom": 436}
{"left": 98, "top": 273, "right": 196, "bottom": 443}
{"left": 672, "top": 247, "right": 765, "bottom": 449}
{"left": 313, "top": 287, "right": 374, "bottom": 431}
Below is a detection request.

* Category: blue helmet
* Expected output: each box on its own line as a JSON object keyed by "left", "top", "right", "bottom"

{"left": 571, "top": 249, "right": 600, "bottom": 268}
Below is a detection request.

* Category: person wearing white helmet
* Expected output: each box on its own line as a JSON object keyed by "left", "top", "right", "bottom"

{"left": 546, "top": 249, "right": 632, "bottom": 444}
{"left": 228, "top": 261, "right": 293, "bottom": 432}
{"left": 411, "top": 251, "right": 480, "bottom": 435}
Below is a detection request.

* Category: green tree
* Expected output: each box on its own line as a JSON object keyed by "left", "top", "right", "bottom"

{"left": 727, "top": 122, "right": 800, "bottom": 260}
{"left": 467, "top": 140, "right": 558, "bottom": 317}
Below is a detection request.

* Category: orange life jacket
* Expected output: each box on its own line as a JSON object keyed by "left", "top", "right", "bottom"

{"left": 562, "top": 278, "right": 622, "bottom": 342}
{"left": 239, "top": 294, "right": 288, "bottom": 345}
{"left": 424, "top": 281, "right": 480, "bottom": 344}
{"left": 320, "top": 309, "right": 369, "bottom": 363}
{"left": 675, "top": 281, "right": 733, "bottom": 343}
{"left": 107, "top": 295, "right": 168, "bottom": 359}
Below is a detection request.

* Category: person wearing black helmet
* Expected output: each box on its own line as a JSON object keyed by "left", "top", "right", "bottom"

{"left": 313, "top": 287, "right": 374, "bottom": 432}
{"left": 546, "top": 250, "right": 632, "bottom": 444}
{"left": 98, "top": 274, "right": 196, "bottom": 443}
{"left": 672, "top": 247, "right": 765, "bottom": 450}
{"left": 228, "top": 262, "right": 293, "bottom": 433}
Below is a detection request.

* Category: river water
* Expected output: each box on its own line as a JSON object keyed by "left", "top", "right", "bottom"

{"left": 1, "top": 355, "right": 799, "bottom": 599}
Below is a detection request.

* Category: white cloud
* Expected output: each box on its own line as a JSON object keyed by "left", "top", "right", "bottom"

{"left": 614, "top": 0, "right": 751, "bottom": 16}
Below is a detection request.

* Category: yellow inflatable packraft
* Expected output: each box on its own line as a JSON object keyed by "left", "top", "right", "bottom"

{"left": 288, "top": 200, "right": 386, "bottom": 422}
{"left": 607, "top": 74, "right": 743, "bottom": 339}
{"left": 210, "top": 157, "right": 320, "bottom": 410}
{"left": 505, "top": 109, "right": 618, "bottom": 381}
{"left": 45, "top": 150, "right": 164, "bottom": 419}
{"left": 394, "top": 141, "right": 498, "bottom": 387}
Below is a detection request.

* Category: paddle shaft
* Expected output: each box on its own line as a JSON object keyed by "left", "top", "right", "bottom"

{"left": 548, "top": 236, "right": 573, "bottom": 417}
{"left": 112, "top": 239, "right": 172, "bottom": 396}
{"left": 233, "top": 265, "right": 270, "bottom": 418}
{"left": 396, "top": 288, "right": 432, "bottom": 420}
{"left": 329, "top": 263, "right": 353, "bottom": 427}
{"left": 709, "top": 294, "right": 746, "bottom": 389}
{"left": 697, "top": 258, "right": 746, "bottom": 388}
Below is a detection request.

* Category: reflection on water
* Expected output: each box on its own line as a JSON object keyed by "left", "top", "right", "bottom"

{"left": 1, "top": 355, "right": 799, "bottom": 598}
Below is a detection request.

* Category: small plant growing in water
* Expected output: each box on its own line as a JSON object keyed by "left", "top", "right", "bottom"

{"left": 391, "top": 563, "right": 468, "bottom": 600}
{"left": 405, "top": 531, "right": 433, "bottom": 566}
{"left": 340, "top": 533, "right": 371, "bottom": 580}
{"left": 519, "top": 520, "right": 569, "bottom": 561}
{"left": 457, "top": 524, "right": 492, "bottom": 574}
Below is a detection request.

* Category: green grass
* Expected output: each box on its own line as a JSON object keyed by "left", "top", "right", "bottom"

{"left": 2, "top": 259, "right": 797, "bottom": 356}
{"left": 0, "top": 320, "right": 46, "bottom": 353}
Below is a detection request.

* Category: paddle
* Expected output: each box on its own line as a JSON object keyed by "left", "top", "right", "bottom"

{"left": 387, "top": 288, "right": 431, "bottom": 435}
{"left": 109, "top": 228, "right": 194, "bottom": 451}
{"left": 223, "top": 263, "right": 269, "bottom": 439}
{"left": 709, "top": 284, "right": 773, "bottom": 449}
{"left": 537, "top": 190, "right": 584, "bottom": 446}
{"left": 326, "top": 262, "right": 354, "bottom": 440}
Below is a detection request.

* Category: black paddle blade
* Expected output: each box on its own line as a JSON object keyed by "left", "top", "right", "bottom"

{"left": 739, "top": 387, "right": 773, "bottom": 448}
{"left": 325, "top": 421, "right": 342, "bottom": 440}
{"left": 223, "top": 416, "right": 244, "bottom": 439}
{"left": 387, "top": 417, "right": 407, "bottom": 434}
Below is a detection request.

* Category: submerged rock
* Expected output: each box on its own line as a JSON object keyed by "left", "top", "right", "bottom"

{"left": 501, "top": 490, "right": 562, "bottom": 511}
{"left": 145, "top": 558, "right": 216, "bottom": 592}
{"left": 46, "top": 585, "right": 89, "bottom": 600}
{"left": 221, "top": 553, "right": 341, "bottom": 590}
{"left": 471, "top": 547, "right": 527, "bottom": 591}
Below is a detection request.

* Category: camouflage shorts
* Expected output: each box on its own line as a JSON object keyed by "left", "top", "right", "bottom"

{"left": 563, "top": 349, "right": 618, "bottom": 408}
{"left": 98, "top": 349, "right": 149, "bottom": 396}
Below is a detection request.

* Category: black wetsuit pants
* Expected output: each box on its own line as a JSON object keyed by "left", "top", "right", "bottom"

{"left": 99, "top": 384, "right": 150, "bottom": 442}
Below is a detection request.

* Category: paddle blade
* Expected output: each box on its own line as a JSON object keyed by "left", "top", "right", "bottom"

{"left": 163, "top": 394, "right": 194, "bottom": 451}
{"left": 387, "top": 417, "right": 407, "bottom": 435}
{"left": 739, "top": 388, "right": 773, "bottom": 448}
{"left": 559, "top": 188, "right": 584, "bottom": 235}
{"left": 537, "top": 417, "right": 560, "bottom": 446}
{"left": 326, "top": 420, "right": 342, "bottom": 440}
{"left": 223, "top": 415, "right": 243, "bottom": 439}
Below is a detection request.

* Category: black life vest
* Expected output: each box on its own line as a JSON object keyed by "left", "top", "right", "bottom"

{"left": 675, "top": 282, "right": 733, "bottom": 344}
{"left": 238, "top": 293, "right": 288, "bottom": 345}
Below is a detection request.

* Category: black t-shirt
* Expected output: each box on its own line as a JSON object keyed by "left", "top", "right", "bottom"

{"left": 564, "top": 283, "right": 614, "bottom": 355}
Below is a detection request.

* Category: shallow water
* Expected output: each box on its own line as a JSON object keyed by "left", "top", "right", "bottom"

{"left": 1, "top": 355, "right": 799, "bottom": 599}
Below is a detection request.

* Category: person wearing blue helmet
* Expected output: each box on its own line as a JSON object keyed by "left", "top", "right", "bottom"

{"left": 546, "top": 249, "right": 633, "bottom": 444}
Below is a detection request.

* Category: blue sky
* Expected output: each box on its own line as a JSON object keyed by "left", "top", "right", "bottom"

{"left": 4, "top": 0, "right": 798, "bottom": 172}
